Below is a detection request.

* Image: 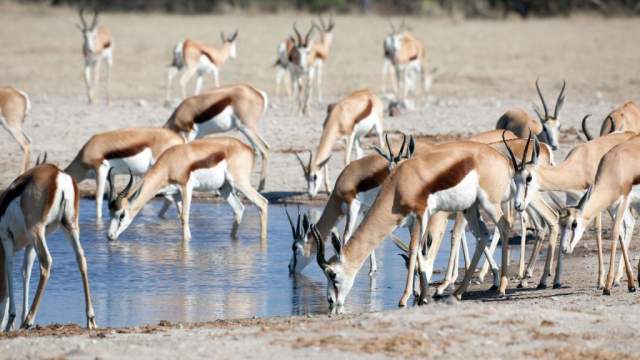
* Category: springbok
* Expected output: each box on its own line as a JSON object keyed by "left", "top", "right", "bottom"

{"left": 509, "top": 128, "right": 635, "bottom": 288}
{"left": 496, "top": 79, "right": 566, "bottom": 151}
{"left": 0, "top": 163, "right": 96, "bottom": 331}
{"left": 163, "top": 84, "right": 270, "bottom": 191}
{"left": 289, "top": 23, "right": 315, "bottom": 115}
{"left": 560, "top": 135, "right": 640, "bottom": 295}
{"left": 107, "top": 136, "right": 268, "bottom": 242}
{"left": 296, "top": 89, "right": 384, "bottom": 197}
{"left": 0, "top": 87, "right": 31, "bottom": 175}
{"left": 288, "top": 135, "right": 422, "bottom": 276}
{"left": 165, "top": 31, "right": 238, "bottom": 103}
{"left": 76, "top": 9, "right": 113, "bottom": 105}
{"left": 308, "top": 14, "right": 335, "bottom": 103}
{"left": 586, "top": 101, "right": 640, "bottom": 136}
{"left": 65, "top": 127, "right": 185, "bottom": 220}
{"left": 313, "top": 141, "right": 516, "bottom": 312}
{"left": 274, "top": 36, "right": 296, "bottom": 99}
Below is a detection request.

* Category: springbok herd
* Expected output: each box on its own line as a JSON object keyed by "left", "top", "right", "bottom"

{"left": 0, "top": 9, "right": 639, "bottom": 331}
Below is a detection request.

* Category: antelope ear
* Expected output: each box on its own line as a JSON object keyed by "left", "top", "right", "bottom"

{"left": 398, "top": 254, "right": 410, "bottom": 269}
{"left": 331, "top": 231, "right": 342, "bottom": 256}
{"left": 317, "top": 155, "right": 332, "bottom": 169}
{"left": 220, "top": 32, "right": 226, "bottom": 42}
{"left": 130, "top": 182, "right": 144, "bottom": 202}
{"left": 577, "top": 187, "right": 592, "bottom": 209}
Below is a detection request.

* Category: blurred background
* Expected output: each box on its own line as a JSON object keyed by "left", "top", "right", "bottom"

{"left": 15, "top": 0, "right": 640, "bottom": 17}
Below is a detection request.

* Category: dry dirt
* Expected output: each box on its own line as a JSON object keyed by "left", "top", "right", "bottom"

{"left": 1, "top": 3, "right": 640, "bottom": 359}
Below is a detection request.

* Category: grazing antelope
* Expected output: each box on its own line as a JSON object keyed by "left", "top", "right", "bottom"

{"left": 296, "top": 89, "right": 384, "bottom": 197}
{"left": 308, "top": 14, "right": 335, "bottom": 103}
{"left": 165, "top": 31, "right": 238, "bottom": 103}
{"left": 313, "top": 141, "right": 516, "bottom": 312}
{"left": 289, "top": 135, "right": 422, "bottom": 276}
{"left": 0, "top": 87, "right": 31, "bottom": 174}
{"left": 560, "top": 135, "right": 640, "bottom": 295}
{"left": 76, "top": 9, "right": 113, "bottom": 105}
{"left": 496, "top": 79, "right": 566, "bottom": 151}
{"left": 163, "top": 84, "right": 270, "bottom": 191}
{"left": 107, "top": 136, "right": 268, "bottom": 242}
{"left": 289, "top": 23, "right": 315, "bottom": 115}
{"left": 588, "top": 101, "right": 640, "bottom": 136}
{"left": 510, "top": 127, "right": 635, "bottom": 288}
{"left": 0, "top": 163, "right": 96, "bottom": 331}
{"left": 65, "top": 128, "right": 184, "bottom": 220}
{"left": 274, "top": 36, "right": 296, "bottom": 99}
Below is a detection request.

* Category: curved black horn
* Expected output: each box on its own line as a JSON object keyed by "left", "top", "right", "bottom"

{"left": 554, "top": 80, "right": 567, "bottom": 119}
{"left": 304, "top": 24, "right": 314, "bottom": 46}
{"left": 107, "top": 167, "right": 116, "bottom": 202}
{"left": 312, "top": 224, "right": 327, "bottom": 269}
{"left": 293, "top": 22, "right": 302, "bottom": 45}
{"left": 78, "top": 8, "right": 88, "bottom": 29}
{"left": 396, "top": 133, "right": 407, "bottom": 161}
{"left": 535, "top": 78, "right": 549, "bottom": 121}
{"left": 502, "top": 130, "right": 519, "bottom": 171}
{"left": 581, "top": 114, "right": 593, "bottom": 141}
{"left": 35, "top": 153, "right": 42, "bottom": 166}
{"left": 384, "top": 133, "right": 392, "bottom": 157}
{"left": 522, "top": 130, "right": 533, "bottom": 168}
{"left": 116, "top": 169, "right": 134, "bottom": 202}
{"left": 606, "top": 115, "right": 615, "bottom": 134}
{"left": 91, "top": 10, "right": 99, "bottom": 29}
{"left": 284, "top": 204, "right": 297, "bottom": 236}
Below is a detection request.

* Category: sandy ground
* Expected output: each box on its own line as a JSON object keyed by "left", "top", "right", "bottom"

{"left": 2, "top": 3, "right": 640, "bottom": 359}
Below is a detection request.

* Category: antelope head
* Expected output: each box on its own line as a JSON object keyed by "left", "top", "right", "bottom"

{"left": 533, "top": 79, "right": 567, "bottom": 151}
{"left": 313, "top": 14, "right": 335, "bottom": 45}
{"left": 221, "top": 30, "right": 239, "bottom": 59}
{"left": 286, "top": 205, "right": 313, "bottom": 275}
{"left": 295, "top": 150, "right": 331, "bottom": 198}
{"left": 383, "top": 20, "right": 404, "bottom": 60}
{"left": 107, "top": 169, "right": 142, "bottom": 241}
{"left": 76, "top": 9, "right": 101, "bottom": 53}
{"left": 559, "top": 187, "right": 592, "bottom": 254}
{"left": 290, "top": 22, "right": 315, "bottom": 71}
{"left": 373, "top": 133, "right": 416, "bottom": 171}
{"left": 504, "top": 130, "right": 540, "bottom": 212}
{"left": 314, "top": 224, "right": 352, "bottom": 313}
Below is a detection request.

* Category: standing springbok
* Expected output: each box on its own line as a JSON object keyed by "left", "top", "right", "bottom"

{"left": 289, "top": 23, "right": 315, "bottom": 115}
{"left": 313, "top": 141, "right": 515, "bottom": 312}
{"left": 588, "top": 101, "right": 640, "bottom": 136}
{"left": 508, "top": 128, "right": 635, "bottom": 288}
{"left": 288, "top": 135, "right": 422, "bottom": 276}
{"left": 274, "top": 36, "right": 296, "bottom": 99}
{"left": 308, "top": 14, "right": 335, "bottom": 103}
{"left": 496, "top": 80, "right": 566, "bottom": 151}
{"left": 165, "top": 31, "right": 238, "bottom": 103}
{"left": 0, "top": 87, "right": 31, "bottom": 175}
{"left": 107, "top": 136, "right": 268, "bottom": 242}
{"left": 163, "top": 84, "right": 270, "bottom": 191}
{"left": 65, "top": 128, "right": 185, "bottom": 220}
{"left": 76, "top": 9, "right": 113, "bottom": 105}
{"left": 560, "top": 135, "right": 640, "bottom": 295}
{"left": 296, "top": 89, "right": 384, "bottom": 197}
{"left": 0, "top": 163, "right": 96, "bottom": 331}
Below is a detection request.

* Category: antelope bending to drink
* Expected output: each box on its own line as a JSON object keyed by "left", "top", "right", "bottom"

{"left": 296, "top": 89, "right": 384, "bottom": 197}
{"left": 0, "top": 163, "right": 96, "bottom": 331}
{"left": 107, "top": 136, "right": 268, "bottom": 242}
{"left": 76, "top": 9, "right": 113, "bottom": 105}
{"left": 0, "top": 86, "right": 31, "bottom": 175}
{"left": 166, "top": 31, "right": 238, "bottom": 103}
{"left": 496, "top": 80, "right": 566, "bottom": 151}
{"left": 163, "top": 84, "right": 270, "bottom": 191}
{"left": 588, "top": 101, "right": 640, "bottom": 136}
{"left": 314, "top": 141, "right": 516, "bottom": 312}
{"left": 65, "top": 128, "right": 185, "bottom": 220}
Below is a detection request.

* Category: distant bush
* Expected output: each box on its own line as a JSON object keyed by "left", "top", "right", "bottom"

{"left": 21, "top": 0, "right": 640, "bottom": 16}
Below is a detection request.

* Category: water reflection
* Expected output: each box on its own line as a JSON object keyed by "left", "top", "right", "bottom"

{"left": 7, "top": 199, "right": 514, "bottom": 327}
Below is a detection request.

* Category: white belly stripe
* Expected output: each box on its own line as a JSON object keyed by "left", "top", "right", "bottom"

{"left": 427, "top": 170, "right": 479, "bottom": 213}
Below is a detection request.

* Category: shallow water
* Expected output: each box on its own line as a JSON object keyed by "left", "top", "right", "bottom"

{"left": 7, "top": 199, "right": 516, "bottom": 328}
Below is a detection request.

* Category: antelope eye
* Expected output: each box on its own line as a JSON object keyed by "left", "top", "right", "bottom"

{"left": 311, "top": 174, "right": 318, "bottom": 181}
{"left": 571, "top": 221, "right": 577, "bottom": 230}
{"left": 119, "top": 213, "right": 125, "bottom": 220}
{"left": 526, "top": 175, "right": 532, "bottom": 183}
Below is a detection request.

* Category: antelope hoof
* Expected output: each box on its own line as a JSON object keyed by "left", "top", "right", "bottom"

{"left": 537, "top": 283, "right": 548, "bottom": 290}
{"left": 553, "top": 283, "right": 562, "bottom": 289}
{"left": 88, "top": 316, "right": 98, "bottom": 330}
{"left": 19, "top": 321, "right": 32, "bottom": 330}
{"left": 603, "top": 288, "right": 611, "bottom": 296}
{"left": 629, "top": 287, "right": 636, "bottom": 293}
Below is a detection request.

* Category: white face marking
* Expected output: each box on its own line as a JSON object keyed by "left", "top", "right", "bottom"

{"left": 194, "top": 106, "right": 235, "bottom": 137}
{"left": 427, "top": 170, "right": 479, "bottom": 213}
{"left": 307, "top": 168, "right": 323, "bottom": 198}
{"left": 323, "top": 261, "right": 354, "bottom": 311}
{"left": 190, "top": 160, "right": 228, "bottom": 192}
{"left": 512, "top": 167, "right": 537, "bottom": 212}
{"left": 229, "top": 41, "right": 237, "bottom": 58}
{"left": 106, "top": 148, "right": 154, "bottom": 176}
{"left": 108, "top": 206, "right": 132, "bottom": 241}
